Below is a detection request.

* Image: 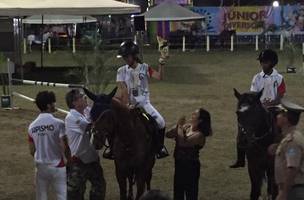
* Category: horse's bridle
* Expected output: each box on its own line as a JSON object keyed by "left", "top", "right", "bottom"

{"left": 90, "top": 108, "right": 113, "bottom": 148}
{"left": 238, "top": 109, "right": 273, "bottom": 146}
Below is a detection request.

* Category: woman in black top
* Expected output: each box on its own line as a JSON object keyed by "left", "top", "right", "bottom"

{"left": 166, "top": 108, "right": 212, "bottom": 200}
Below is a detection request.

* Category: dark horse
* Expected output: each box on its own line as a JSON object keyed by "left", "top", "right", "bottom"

{"left": 83, "top": 87, "right": 156, "bottom": 200}
{"left": 234, "top": 89, "right": 280, "bottom": 200}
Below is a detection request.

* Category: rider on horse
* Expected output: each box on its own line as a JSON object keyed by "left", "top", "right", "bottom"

{"left": 103, "top": 40, "right": 169, "bottom": 160}
{"left": 230, "top": 49, "right": 286, "bottom": 168}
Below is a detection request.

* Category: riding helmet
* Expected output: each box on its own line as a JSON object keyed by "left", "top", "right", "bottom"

{"left": 117, "top": 40, "right": 139, "bottom": 58}
{"left": 257, "top": 49, "right": 278, "bottom": 66}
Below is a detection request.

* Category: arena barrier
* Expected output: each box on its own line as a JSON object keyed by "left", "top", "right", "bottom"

{"left": 12, "top": 79, "right": 84, "bottom": 89}
{"left": 12, "top": 92, "right": 69, "bottom": 115}
{"left": 4, "top": 59, "right": 83, "bottom": 114}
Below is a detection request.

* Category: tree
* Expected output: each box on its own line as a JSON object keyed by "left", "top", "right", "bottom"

{"left": 71, "top": 36, "right": 117, "bottom": 94}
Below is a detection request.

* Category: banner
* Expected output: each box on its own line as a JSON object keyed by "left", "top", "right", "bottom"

{"left": 150, "top": 5, "right": 304, "bottom": 39}
{"left": 219, "top": 6, "right": 275, "bottom": 33}
{"left": 165, "top": 5, "right": 304, "bottom": 35}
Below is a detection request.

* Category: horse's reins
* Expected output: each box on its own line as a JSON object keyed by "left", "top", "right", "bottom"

{"left": 90, "top": 108, "right": 112, "bottom": 148}
{"left": 238, "top": 110, "right": 273, "bottom": 145}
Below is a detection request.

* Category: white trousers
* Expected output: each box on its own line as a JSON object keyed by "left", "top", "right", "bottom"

{"left": 142, "top": 103, "right": 165, "bottom": 129}
{"left": 35, "top": 164, "right": 67, "bottom": 200}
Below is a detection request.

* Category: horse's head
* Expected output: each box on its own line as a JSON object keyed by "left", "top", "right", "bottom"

{"left": 234, "top": 88, "right": 265, "bottom": 128}
{"left": 83, "top": 87, "right": 117, "bottom": 149}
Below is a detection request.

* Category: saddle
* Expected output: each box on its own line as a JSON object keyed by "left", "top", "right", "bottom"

{"left": 130, "top": 108, "right": 160, "bottom": 152}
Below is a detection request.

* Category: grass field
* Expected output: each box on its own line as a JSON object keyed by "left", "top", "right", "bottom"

{"left": 1, "top": 48, "right": 304, "bottom": 200}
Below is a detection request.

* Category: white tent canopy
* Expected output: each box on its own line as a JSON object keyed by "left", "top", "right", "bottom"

{"left": 23, "top": 15, "right": 97, "bottom": 24}
{"left": 140, "top": 1, "right": 204, "bottom": 21}
{"left": 0, "top": 0, "right": 140, "bottom": 16}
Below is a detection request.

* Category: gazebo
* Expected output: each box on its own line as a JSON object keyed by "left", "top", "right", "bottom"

{"left": 0, "top": 0, "right": 140, "bottom": 66}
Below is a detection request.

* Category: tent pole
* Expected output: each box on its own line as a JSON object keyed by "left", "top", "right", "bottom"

{"left": 40, "top": 15, "right": 44, "bottom": 68}
{"left": 14, "top": 17, "right": 23, "bottom": 79}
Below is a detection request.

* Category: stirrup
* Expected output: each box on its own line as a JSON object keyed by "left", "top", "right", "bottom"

{"left": 103, "top": 147, "right": 114, "bottom": 160}
{"left": 156, "top": 146, "right": 169, "bottom": 159}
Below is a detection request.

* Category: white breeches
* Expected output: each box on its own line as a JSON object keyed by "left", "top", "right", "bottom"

{"left": 142, "top": 103, "right": 165, "bottom": 129}
{"left": 35, "top": 164, "right": 67, "bottom": 200}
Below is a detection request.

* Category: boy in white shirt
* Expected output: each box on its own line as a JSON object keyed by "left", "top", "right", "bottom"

{"left": 28, "top": 91, "right": 70, "bottom": 200}
{"left": 230, "top": 49, "right": 286, "bottom": 168}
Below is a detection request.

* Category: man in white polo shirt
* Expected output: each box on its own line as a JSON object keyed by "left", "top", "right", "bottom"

{"left": 28, "top": 91, "right": 71, "bottom": 200}
{"left": 230, "top": 49, "right": 286, "bottom": 168}
{"left": 65, "top": 89, "right": 106, "bottom": 200}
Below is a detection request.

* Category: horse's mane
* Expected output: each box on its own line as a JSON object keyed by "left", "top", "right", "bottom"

{"left": 110, "top": 99, "right": 130, "bottom": 115}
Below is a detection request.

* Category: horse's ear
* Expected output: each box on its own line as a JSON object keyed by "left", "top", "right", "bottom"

{"left": 257, "top": 88, "right": 264, "bottom": 100}
{"left": 108, "top": 87, "right": 118, "bottom": 99}
{"left": 234, "top": 88, "right": 241, "bottom": 100}
{"left": 83, "top": 87, "right": 97, "bottom": 102}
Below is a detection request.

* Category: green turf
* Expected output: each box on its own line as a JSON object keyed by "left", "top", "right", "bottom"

{"left": 1, "top": 48, "right": 304, "bottom": 200}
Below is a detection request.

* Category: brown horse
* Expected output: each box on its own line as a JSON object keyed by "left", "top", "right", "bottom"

{"left": 84, "top": 87, "right": 156, "bottom": 200}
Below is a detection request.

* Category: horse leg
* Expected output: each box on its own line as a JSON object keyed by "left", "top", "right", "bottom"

{"left": 115, "top": 167, "right": 128, "bottom": 200}
{"left": 146, "top": 168, "right": 152, "bottom": 191}
{"left": 135, "top": 173, "right": 147, "bottom": 200}
{"left": 127, "top": 176, "right": 134, "bottom": 200}
{"left": 247, "top": 158, "right": 264, "bottom": 200}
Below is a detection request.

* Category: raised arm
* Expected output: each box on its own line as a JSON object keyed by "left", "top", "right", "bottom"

{"left": 149, "top": 61, "right": 164, "bottom": 80}
{"left": 116, "top": 81, "right": 129, "bottom": 105}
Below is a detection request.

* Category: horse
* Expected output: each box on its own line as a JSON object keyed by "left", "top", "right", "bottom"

{"left": 233, "top": 89, "right": 280, "bottom": 200}
{"left": 83, "top": 87, "right": 157, "bottom": 200}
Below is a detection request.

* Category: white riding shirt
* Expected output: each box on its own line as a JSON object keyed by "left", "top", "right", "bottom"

{"left": 117, "top": 63, "right": 153, "bottom": 106}
{"left": 250, "top": 69, "right": 286, "bottom": 103}
{"left": 65, "top": 109, "right": 99, "bottom": 164}
{"left": 28, "top": 113, "right": 65, "bottom": 167}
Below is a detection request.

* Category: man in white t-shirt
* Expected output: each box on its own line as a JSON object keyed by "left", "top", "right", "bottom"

{"left": 28, "top": 91, "right": 71, "bottom": 200}
{"left": 65, "top": 89, "right": 106, "bottom": 200}
{"left": 230, "top": 49, "right": 286, "bottom": 168}
{"left": 111, "top": 40, "right": 169, "bottom": 160}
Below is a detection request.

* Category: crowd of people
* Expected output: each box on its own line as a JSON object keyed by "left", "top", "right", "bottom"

{"left": 26, "top": 41, "right": 304, "bottom": 200}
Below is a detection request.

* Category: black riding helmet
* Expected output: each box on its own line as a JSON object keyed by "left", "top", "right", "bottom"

{"left": 117, "top": 40, "right": 139, "bottom": 58}
{"left": 257, "top": 49, "right": 278, "bottom": 66}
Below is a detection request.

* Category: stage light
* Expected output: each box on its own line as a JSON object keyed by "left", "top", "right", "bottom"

{"left": 272, "top": 1, "right": 280, "bottom": 7}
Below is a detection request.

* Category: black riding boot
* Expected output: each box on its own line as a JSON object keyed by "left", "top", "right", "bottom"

{"left": 230, "top": 147, "right": 246, "bottom": 168}
{"left": 156, "top": 128, "right": 169, "bottom": 159}
{"left": 103, "top": 137, "right": 114, "bottom": 160}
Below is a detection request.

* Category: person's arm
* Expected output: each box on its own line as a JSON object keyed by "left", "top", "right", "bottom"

{"left": 116, "top": 81, "right": 129, "bottom": 105}
{"left": 166, "top": 116, "right": 187, "bottom": 138}
{"left": 268, "top": 143, "right": 279, "bottom": 156}
{"left": 264, "top": 78, "right": 286, "bottom": 107}
{"left": 28, "top": 135, "right": 35, "bottom": 157}
{"left": 166, "top": 126, "right": 178, "bottom": 138}
{"left": 178, "top": 131, "right": 206, "bottom": 147}
{"left": 278, "top": 167, "right": 298, "bottom": 199}
{"left": 250, "top": 74, "right": 259, "bottom": 92}
{"left": 60, "top": 135, "right": 71, "bottom": 161}
{"left": 278, "top": 145, "right": 302, "bottom": 198}
{"left": 148, "top": 63, "right": 164, "bottom": 80}
{"left": 58, "top": 121, "right": 71, "bottom": 162}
